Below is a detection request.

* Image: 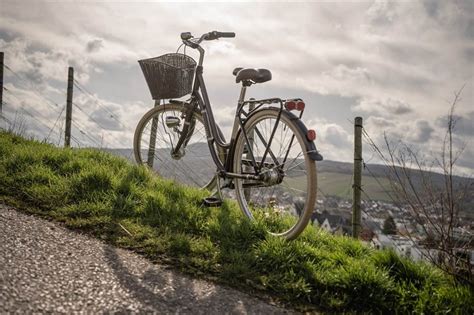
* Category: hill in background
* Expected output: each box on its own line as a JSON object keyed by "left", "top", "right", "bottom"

{"left": 104, "top": 148, "right": 473, "bottom": 213}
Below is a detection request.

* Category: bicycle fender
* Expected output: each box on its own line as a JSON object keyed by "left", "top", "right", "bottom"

{"left": 283, "top": 109, "right": 323, "bottom": 161}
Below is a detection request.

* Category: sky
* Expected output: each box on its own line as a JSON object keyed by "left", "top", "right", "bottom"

{"left": 0, "top": 0, "right": 473, "bottom": 175}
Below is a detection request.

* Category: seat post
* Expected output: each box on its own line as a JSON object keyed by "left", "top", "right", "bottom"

{"left": 238, "top": 85, "right": 247, "bottom": 105}
{"left": 230, "top": 85, "right": 248, "bottom": 142}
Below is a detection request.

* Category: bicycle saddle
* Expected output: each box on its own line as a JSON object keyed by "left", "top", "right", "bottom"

{"left": 233, "top": 67, "right": 272, "bottom": 84}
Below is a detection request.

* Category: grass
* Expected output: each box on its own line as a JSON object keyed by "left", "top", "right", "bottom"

{"left": 0, "top": 130, "right": 472, "bottom": 313}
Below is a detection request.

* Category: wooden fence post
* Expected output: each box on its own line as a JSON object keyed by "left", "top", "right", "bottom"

{"left": 64, "top": 67, "right": 74, "bottom": 147}
{"left": 0, "top": 52, "right": 4, "bottom": 113}
{"left": 352, "top": 117, "right": 363, "bottom": 238}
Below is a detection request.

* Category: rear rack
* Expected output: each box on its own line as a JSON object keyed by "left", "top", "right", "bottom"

{"left": 240, "top": 97, "right": 305, "bottom": 119}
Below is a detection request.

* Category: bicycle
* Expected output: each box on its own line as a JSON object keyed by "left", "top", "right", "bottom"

{"left": 134, "top": 31, "right": 323, "bottom": 240}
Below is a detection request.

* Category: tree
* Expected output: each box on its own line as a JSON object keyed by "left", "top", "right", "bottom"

{"left": 365, "top": 87, "right": 473, "bottom": 285}
{"left": 382, "top": 216, "right": 397, "bottom": 235}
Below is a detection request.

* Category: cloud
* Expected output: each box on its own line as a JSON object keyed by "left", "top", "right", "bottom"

{"left": 457, "top": 149, "right": 474, "bottom": 173}
{"left": 324, "top": 124, "right": 352, "bottom": 148}
{"left": 366, "top": 0, "right": 397, "bottom": 26}
{"left": 0, "top": 0, "right": 472, "bottom": 175}
{"left": 454, "top": 112, "right": 474, "bottom": 136}
{"left": 1, "top": 82, "right": 65, "bottom": 142}
{"left": 2, "top": 79, "right": 145, "bottom": 148}
{"left": 352, "top": 97, "right": 413, "bottom": 117}
{"left": 307, "top": 118, "right": 352, "bottom": 161}
{"left": 365, "top": 116, "right": 396, "bottom": 129}
{"left": 86, "top": 39, "right": 103, "bottom": 53}
{"left": 436, "top": 111, "right": 474, "bottom": 136}
{"left": 1, "top": 38, "right": 91, "bottom": 83}
{"left": 364, "top": 116, "right": 435, "bottom": 147}
{"left": 410, "top": 120, "right": 434, "bottom": 143}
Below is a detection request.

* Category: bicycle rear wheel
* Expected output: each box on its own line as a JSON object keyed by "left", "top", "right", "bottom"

{"left": 233, "top": 108, "right": 317, "bottom": 240}
{"left": 134, "top": 103, "right": 220, "bottom": 189}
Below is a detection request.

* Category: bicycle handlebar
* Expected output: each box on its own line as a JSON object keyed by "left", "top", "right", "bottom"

{"left": 181, "top": 31, "right": 235, "bottom": 48}
{"left": 180, "top": 31, "right": 235, "bottom": 65}
{"left": 206, "top": 31, "right": 235, "bottom": 40}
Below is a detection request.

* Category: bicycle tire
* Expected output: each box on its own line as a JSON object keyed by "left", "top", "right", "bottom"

{"left": 133, "top": 103, "right": 224, "bottom": 189}
{"left": 233, "top": 108, "right": 317, "bottom": 240}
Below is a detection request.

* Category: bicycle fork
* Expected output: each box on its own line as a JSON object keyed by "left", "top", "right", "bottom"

{"left": 169, "top": 102, "right": 198, "bottom": 159}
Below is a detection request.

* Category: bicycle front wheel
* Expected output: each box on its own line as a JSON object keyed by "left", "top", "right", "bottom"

{"left": 233, "top": 108, "right": 317, "bottom": 240}
{"left": 134, "top": 103, "right": 220, "bottom": 189}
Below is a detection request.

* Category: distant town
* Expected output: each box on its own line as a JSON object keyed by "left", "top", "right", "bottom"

{"left": 311, "top": 195, "right": 474, "bottom": 268}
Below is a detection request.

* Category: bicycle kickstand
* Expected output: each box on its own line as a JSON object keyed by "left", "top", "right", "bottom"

{"left": 202, "top": 174, "right": 223, "bottom": 207}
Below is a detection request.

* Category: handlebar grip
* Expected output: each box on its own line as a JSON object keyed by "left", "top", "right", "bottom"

{"left": 207, "top": 31, "right": 236, "bottom": 40}
{"left": 216, "top": 32, "right": 235, "bottom": 38}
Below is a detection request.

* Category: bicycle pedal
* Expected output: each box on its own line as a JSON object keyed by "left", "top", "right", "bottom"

{"left": 202, "top": 197, "right": 222, "bottom": 207}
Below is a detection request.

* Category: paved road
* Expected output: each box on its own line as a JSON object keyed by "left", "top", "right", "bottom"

{"left": 0, "top": 204, "right": 294, "bottom": 314}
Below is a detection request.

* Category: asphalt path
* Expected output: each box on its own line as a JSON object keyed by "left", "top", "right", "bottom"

{"left": 0, "top": 204, "right": 294, "bottom": 314}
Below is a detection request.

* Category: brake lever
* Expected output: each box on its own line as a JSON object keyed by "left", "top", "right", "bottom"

{"left": 206, "top": 31, "right": 218, "bottom": 41}
{"left": 199, "top": 33, "right": 209, "bottom": 43}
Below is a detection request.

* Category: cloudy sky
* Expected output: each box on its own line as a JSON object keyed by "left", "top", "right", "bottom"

{"left": 0, "top": 0, "right": 473, "bottom": 175}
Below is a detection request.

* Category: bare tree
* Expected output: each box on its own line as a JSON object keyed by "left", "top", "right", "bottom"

{"left": 364, "top": 88, "right": 473, "bottom": 285}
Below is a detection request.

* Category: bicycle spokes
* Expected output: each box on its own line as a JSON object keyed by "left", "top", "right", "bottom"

{"left": 134, "top": 104, "right": 217, "bottom": 189}
{"left": 233, "top": 108, "right": 317, "bottom": 239}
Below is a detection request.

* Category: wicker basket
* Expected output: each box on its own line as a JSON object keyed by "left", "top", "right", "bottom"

{"left": 138, "top": 53, "right": 196, "bottom": 100}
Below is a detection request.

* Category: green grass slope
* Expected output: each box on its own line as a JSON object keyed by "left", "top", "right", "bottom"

{"left": 0, "top": 131, "right": 472, "bottom": 313}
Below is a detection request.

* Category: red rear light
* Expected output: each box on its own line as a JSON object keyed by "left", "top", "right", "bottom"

{"left": 307, "top": 129, "right": 316, "bottom": 141}
{"left": 296, "top": 101, "right": 305, "bottom": 111}
{"left": 285, "top": 101, "right": 296, "bottom": 111}
{"left": 285, "top": 100, "right": 305, "bottom": 111}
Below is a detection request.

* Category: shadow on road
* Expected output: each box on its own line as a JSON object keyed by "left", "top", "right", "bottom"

{"left": 102, "top": 245, "right": 257, "bottom": 314}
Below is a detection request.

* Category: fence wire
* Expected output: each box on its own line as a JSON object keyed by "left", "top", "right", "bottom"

{"left": 1, "top": 62, "right": 133, "bottom": 149}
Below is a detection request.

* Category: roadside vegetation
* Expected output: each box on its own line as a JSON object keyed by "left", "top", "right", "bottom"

{"left": 0, "top": 131, "right": 472, "bottom": 313}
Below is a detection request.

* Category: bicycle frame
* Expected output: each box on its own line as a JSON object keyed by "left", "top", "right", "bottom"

{"left": 190, "top": 63, "right": 255, "bottom": 175}
{"left": 174, "top": 70, "right": 296, "bottom": 185}
{"left": 170, "top": 39, "right": 321, "bottom": 182}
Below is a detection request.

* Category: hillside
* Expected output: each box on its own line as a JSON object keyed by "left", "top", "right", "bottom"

{"left": 105, "top": 148, "right": 474, "bottom": 216}
{"left": 1, "top": 131, "right": 472, "bottom": 313}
